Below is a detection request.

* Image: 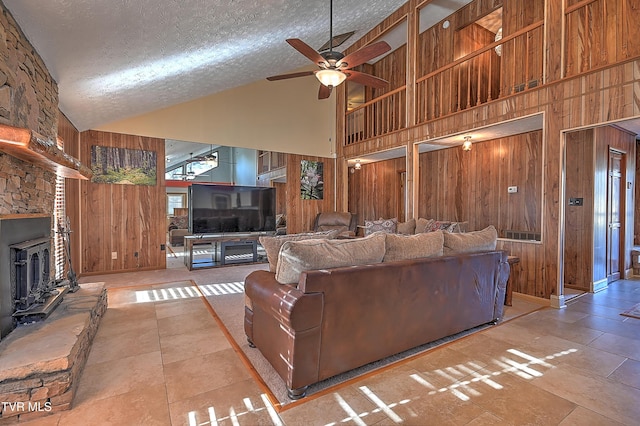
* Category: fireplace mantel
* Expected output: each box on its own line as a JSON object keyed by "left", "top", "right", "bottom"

{"left": 0, "top": 123, "right": 91, "bottom": 180}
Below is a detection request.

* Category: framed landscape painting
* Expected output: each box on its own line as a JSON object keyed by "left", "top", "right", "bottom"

{"left": 90, "top": 145, "right": 157, "bottom": 185}
{"left": 300, "top": 160, "right": 324, "bottom": 200}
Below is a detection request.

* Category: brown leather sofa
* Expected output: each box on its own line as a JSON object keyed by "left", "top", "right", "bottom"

{"left": 244, "top": 250, "right": 509, "bottom": 399}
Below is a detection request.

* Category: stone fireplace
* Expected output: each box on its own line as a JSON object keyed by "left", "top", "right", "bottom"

{"left": 0, "top": 215, "right": 53, "bottom": 340}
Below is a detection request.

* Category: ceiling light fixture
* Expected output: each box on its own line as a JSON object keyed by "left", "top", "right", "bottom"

{"left": 462, "top": 136, "right": 472, "bottom": 151}
{"left": 494, "top": 28, "right": 502, "bottom": 56}
{"left": 354, "top": 159, "right": 362, "bottom": 170}
{"left": 315, "top": 69, "right": 347, "bottom": 87}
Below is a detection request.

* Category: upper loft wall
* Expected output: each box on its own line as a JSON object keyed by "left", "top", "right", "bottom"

{"left": 96, "top": 67, "right": 337, "bottom": 159}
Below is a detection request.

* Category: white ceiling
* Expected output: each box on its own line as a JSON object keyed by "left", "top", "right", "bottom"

{"left": 4, "top": 0, "right": 409, "bottom": 132}
{"left": 5, "top": 0, "right": 636, "bottom": 165}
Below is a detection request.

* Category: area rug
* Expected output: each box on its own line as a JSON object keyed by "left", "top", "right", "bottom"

{"left": 621, "top": 302, "right": 640, "bottom": 319}
{"left": 199, "top": 282, "right": 494, "bottom": 407}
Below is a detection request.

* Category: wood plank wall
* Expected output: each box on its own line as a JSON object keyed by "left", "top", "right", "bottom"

{"left": 273, "top": 181, "right": 287, "bottom": 216}
{"left": 78, "top": 130, "right": 166, "bottom": 274}
{"left": 348, "top": 157, "right": 407, "bottom": 226}
{"left": 418, "top": 131, "right": 542, "bottom": 235}
{"left": 564, "top": 129, "right": 595, "bottom": 290}
{"left": 565, "top": 0, "right": 640, "bottom": 77}
{"left": 284, "top": 154, "right": 335, "bottom": 234}
{"left": 57, "top": 112, "right": 82, "bottom": 275}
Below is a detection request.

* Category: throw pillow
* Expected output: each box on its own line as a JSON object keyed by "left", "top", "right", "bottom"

{"left": 259, "top": 230, "right": 339, "bottom": 272}
{"left": 415, "top": 218, "right": 434, "bottom": 233}
{"left": 364, "top": 218, "right": 397, "bottom": 236}
{"left": 396, "top": 218, "right": 416, "bottom": 235}
{"left": 383, "top": 231, "right": 444, "bottom": 262}
{"left": 172, "top": 215, "right": 188, "bottom": 229}
{"left": 443, "top": 225, "right": 498, "bottom": 255}
{"left": 275, "top": 232, "right": 386, "bottom": 285}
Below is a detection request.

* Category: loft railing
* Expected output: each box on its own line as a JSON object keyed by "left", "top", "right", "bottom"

{"left": 416, "top": 22, "right": 543, "bottom": 124}
{"left": 344, "top": 21, "right": 544, "bottom": 146}
{"left": 345, "top": 86, "right": 407, "bottom": 146}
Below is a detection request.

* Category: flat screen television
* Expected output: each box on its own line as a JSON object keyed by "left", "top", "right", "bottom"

{"left": 189, "top": 183, "right": 276, "bottom": 234}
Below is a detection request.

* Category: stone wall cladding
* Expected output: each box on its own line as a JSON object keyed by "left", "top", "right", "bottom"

{"left": 0, "top": 152, "right": 55, "bottom": 215}
{"left": 0, "top": 2, "right": 59, "bottom": 216}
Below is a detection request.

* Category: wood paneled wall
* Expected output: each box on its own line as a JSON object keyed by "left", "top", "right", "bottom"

{"left": 58, "top": 112, "right": 82, "bottom": 275}
{"left": 273, "top": 181, "right": 287, "bottom": 216}
{"left": 418, "top": 131, "right": 542, "bottom": 235}
{"left": 284, "top": 154, "right": 335, "bottom": 234}
{"left": 564, "top": 129, "right": 595, "bottom": 290}
{"left": 565, "top": 0, "right": 640, "bottom": 77}
{"left": 78, "top": 130, "right": 166, "bottom": 274}
{"left": 348, "top": 157, "right": 407, "bottom": 226}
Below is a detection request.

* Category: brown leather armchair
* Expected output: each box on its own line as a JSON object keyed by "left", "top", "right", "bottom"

{"left": 312, "top": 212, "right": 357, "bottom": 236}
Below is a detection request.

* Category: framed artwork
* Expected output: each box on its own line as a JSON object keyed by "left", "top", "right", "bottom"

{"left": 300, "top": 160, "right": 324, "bottom": 200}
{"left": 90, "top": 145, "right": 157, "bottom": 185}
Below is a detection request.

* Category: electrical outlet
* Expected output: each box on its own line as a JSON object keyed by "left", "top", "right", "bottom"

{"left": 507, "top": 186, "right": 518, "bottom": 193}
{"left": 111, "top": 251, "right": 117, "bottom": 260}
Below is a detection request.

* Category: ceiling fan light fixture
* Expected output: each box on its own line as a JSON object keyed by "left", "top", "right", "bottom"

{"left": 316, "top": 69, "right": 347, "bottom": 87}
{"left": 462, "top": 136, "right": 473, "bottom": 151}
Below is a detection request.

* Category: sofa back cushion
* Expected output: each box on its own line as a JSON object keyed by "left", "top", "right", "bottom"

{"left": 383, "top": 230, "right": 444, "bottom": 262}
{"left": 259, "top": 230, "right": 338, "bottom": 272}
{"left": 443, "top": 225, "right": 497, "bottom": 255}
{"left": 275, "top": 232, "right": 386, "bottom": 284}
{"left": 396, "top": 218, "right": 416, "bottom": 235}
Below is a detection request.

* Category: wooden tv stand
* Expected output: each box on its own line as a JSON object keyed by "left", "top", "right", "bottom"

{"left": 183, "top": 232, "right": 271, "bottom": 270}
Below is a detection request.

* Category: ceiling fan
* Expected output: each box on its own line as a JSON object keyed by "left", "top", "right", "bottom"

{"left": 186, "top": 146, "right": 217, "bottom": 163}
{"left": 267, "top": 0, "right": 392, "bottom": 99}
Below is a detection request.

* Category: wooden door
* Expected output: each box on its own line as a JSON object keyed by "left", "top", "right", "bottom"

{"left": 607, "top": 149, "right": 624, "bottom": 282}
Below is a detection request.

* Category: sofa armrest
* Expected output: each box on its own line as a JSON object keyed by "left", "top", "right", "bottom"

{"left": 244, "top": 270, "right": 323, "bottom": 331}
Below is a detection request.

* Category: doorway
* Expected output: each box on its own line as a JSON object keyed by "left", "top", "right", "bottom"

{"left": 607, "top": 149, "right": 625, "bottom": 283}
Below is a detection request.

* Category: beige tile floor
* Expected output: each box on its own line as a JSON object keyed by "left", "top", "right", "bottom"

{"left": 19, "top": 255, "right": 640, "bottom": 426}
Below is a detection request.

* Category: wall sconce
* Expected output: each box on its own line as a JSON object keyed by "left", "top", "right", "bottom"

{"left": 354, "top": 159, "right": 361, "bottom": 170}
{"left": 462, "top": 136, "right": 472, "bottom": 151}
{"left": 494, "top": 28, "right": 502, "bottom": 56}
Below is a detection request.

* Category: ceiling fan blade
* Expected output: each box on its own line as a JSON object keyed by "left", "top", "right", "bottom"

{"left": 287, "top": 38, "right": 328, "bottom": 66}
{"left": 345, "top": 70, "right": 389, "bottom": 89}
{"left": 266, "top": 70, "right": 315, "bottom": 81}
{"left": 338, "top": 41, "right": 392, "bottom": 69}
{"left": 318, "top": 84, "right": 332, "bottom": 99}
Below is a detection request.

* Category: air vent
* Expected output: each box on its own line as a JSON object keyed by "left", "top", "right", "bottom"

{"left": 504, "top": 230, "right": 541, "bottom": 241}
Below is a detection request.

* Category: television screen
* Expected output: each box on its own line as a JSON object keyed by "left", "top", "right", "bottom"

{"left": 189, "top": 184, "right": 276, "bottom": 234}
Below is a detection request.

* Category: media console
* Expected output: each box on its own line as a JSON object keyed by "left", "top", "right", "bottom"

{"left": 183, "top": 232, "right": 271, "bottom": 270}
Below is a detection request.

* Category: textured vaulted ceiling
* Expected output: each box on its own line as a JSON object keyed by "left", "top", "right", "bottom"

{"left": 3, "top": 0, "right": 408, "bottom": 132}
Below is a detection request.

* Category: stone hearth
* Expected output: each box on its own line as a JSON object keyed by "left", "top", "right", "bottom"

{"left": 0, "top": 283, "right": 107, "bottom": 422}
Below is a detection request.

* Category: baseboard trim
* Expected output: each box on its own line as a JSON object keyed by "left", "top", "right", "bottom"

{"left": 550, "top": 294, "right": 567, "bottom": 309}
{"left": 591, "top": 278, "right": 608, "bottom": 293}
{"left": 512, "top": 292, "right": 550, "bottom": 306}
{"left": 624, "top": 268, "right": 634, "bottom": 279}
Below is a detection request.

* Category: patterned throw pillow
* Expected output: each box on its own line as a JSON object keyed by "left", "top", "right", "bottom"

{"left": 172, "top": 215, "right": 188, "bottom": 229}
{"left": 364, "top": 218, "right": 397, "bottom": 236}
{"left": 415, "top": 218, "right": 434, "bottom": 233}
